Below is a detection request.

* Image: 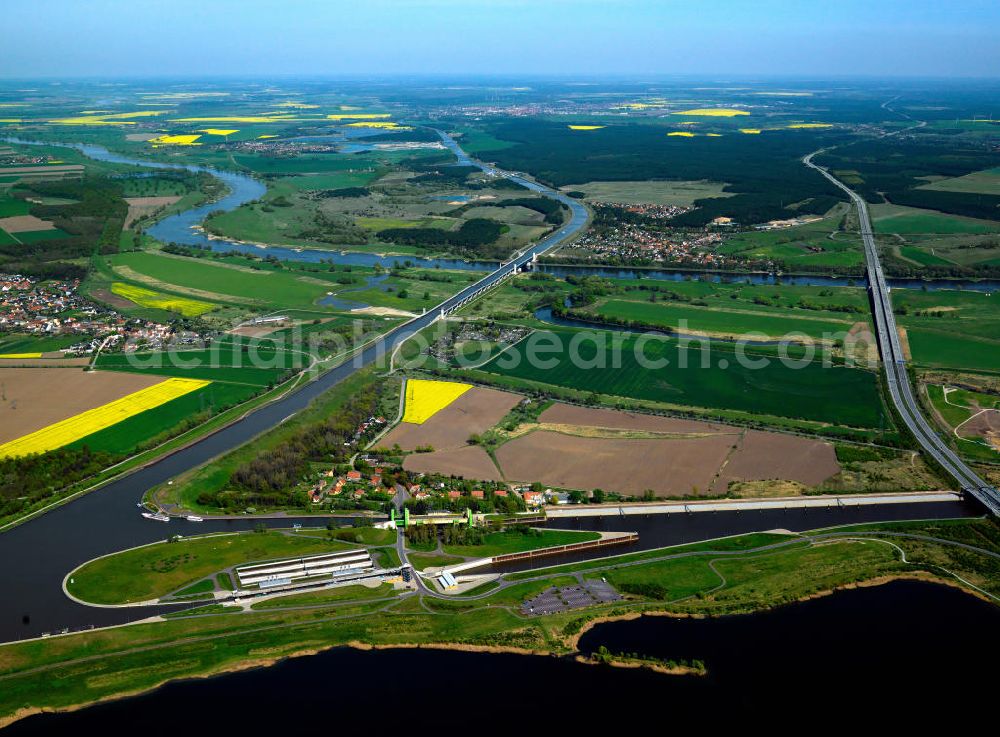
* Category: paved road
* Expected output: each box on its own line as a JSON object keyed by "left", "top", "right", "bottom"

{"left": 804, "top": 151, "right": 1000, "bottom": 517}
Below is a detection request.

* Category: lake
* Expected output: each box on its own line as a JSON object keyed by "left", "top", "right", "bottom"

{"left": 7, "top": 579, "right": 994, "bottom": 733}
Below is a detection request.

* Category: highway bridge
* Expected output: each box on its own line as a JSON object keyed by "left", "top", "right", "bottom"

{"left": 805, "top": 151, "right": 1000, "bottom": 517}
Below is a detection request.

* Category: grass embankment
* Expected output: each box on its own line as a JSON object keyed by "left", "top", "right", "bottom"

{"left": 441, "top": 528, "right": 601, "bottom": 558}
{"left": 66, "top": 531, "right": 357, "bottom": 605}
{"left": 1, "top": 518, "right": 997, "bottom": 725}
{"left": 408, "top": 552, "right": 465, "bottom": 571}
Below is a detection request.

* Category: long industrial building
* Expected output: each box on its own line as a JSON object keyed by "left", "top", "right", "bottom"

{"left": 235, "top": 550, "right": 374, "bottom": 589}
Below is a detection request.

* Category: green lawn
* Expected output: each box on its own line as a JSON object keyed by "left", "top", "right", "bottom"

{"left": 251, "top": 583, "right": 399, "bottom": 610}
{"left": 407, "top": 552, "right": 465, "bottom": 571}
{"left": 66, "top": 531, "right": 358, "bottom": 605}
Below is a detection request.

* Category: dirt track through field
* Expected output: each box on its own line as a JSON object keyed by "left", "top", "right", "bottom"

{"left": 0, "top": 368, "right": 166, "bottom": 443}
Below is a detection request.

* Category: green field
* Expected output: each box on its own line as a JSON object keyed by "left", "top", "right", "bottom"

{"left": 0, "top": 197, "right": 29, "bottom": 217}
{"left": 250, "top": 583, "right": 400, "bottom": 610}
{"left": 871, "top": 203, "right": 1000, "bottom": 235}
{"left": 94, "top": 341, "right": 298, "bottom": 386}
{"left": 111, "top": 282, "right": 215, "bottom": 317}
{"left": 0, "top": 333, "right": 82, "bottom": 354}
{"left": 564, "top": 179, "right": 732, "bottom": 206}
{"left": 12, "top": 228, "right": 70, "bottom": 243}
{"left": 907, "top": 328, "right": 1000, "bottom": 373}
{"left": 479, "top": 328, "right": 886, "bottom": 427}
{"left": 917, "top": 167, "right": 1000, "bottom": 196}
{"left": 717, "top": 207, "right": 864, "bottom": 269}
{"left": 233, "top": 154, "right": 383, "bottom": 176}
{"left": 894, "top": 288, "right": 1000, "bottom": 373}
{"left": 66, "top": 380, "right": 259, "bottom": 454}
{"left": 283, "top": 171, "right": 386, "bottom": 191}
{"left": 106, "top": 251, "right": 357, "bottom": 312}
{"left": 592, "top": 298, "right": 857, "bottom": 340}
{"left": 66, "top": 531, "right": 357, "bottom": 605}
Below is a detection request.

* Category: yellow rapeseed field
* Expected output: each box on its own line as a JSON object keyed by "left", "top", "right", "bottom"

{"left": 0, "top": 377, "right": 210, "bottom": 457}
{"left": 327, "top": 113, "right": 392, "bottom": 120}
{"left": 739, "top": 128, "right": 763, "bottom": 134}
{"left": 672, "top": 108, "right": 750, "bottom": 117}
{"left": 345, "top": 121, "right": 410, "bottom": 129}
{"left": 172, "top": 116, "right": 297, "bottom": 123}
{"left": 787, "top": 123, "right": 833, "bottom": 129}
{"left": 0, "top": 353, "right": 42, "bottom": 359}
{"left": 401, "top": 379, "right": 472, "bottom": 425}
{"left": 149, "top": 134, "right": 201, "bottom": 146}
{"left": 50, "top": 111, "right": 169, "bottom": 126}
{"left": 667, "top": 131, "right": 696, "bottom": 137}
{"left": 111, "top": 282, "right": 214, "bottom": 317}
{"left": 198, "top": 128, "right": 239, "bottom": 136}
{"left": 568, "top": 125, "right": 605, "bottom": 130}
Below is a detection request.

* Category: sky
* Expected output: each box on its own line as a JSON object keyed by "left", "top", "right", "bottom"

{"left": 2, "top": 0, "right": 999, "bottom": 79}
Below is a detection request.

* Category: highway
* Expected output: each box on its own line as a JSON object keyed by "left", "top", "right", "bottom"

{"left": 804, "top": 151, "right": 1000, "bottom": 517}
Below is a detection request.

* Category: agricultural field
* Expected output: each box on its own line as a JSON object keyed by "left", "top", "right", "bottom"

{"left": 893, "top": 287, "right": 1000, "bottom": 374}
{"left": 917, "top": 167, "right": 1000, "bottom": 196}
{"left": 716, "top": 204, "right": 864, "bottom": 270}
{"left": 872, "top": 203, "right": 1000, "bottom": 236}
{"left": 0, "top": 371, "right": 210, "bottom": 457}
{"left": 589, "top": 298, "right": 863, "bottom": 343}
{"left": 399, "top": 379, "right": 472, "bottom": 424}
{"left": 94, "top": 338, "right": 302, "bottom": 387}
{"left": 871, "top": 203, "right": 1000, "bottom": 272}
{"left": 110, "top": 282, "right": 214, "bottom": 317}
{"left": 472, "top": 327, "right": 886, "bottom": 428}
{"left": 382, "top": 385, "right": 520, "bottom": 449}
{"left": 90, "top": 249, "right": 483, "bottom": 322}
{"left": 380, "top": 385, "right": 916, "bottom": 498}
{"left": 0, "top": 368, "right": 166, "bottom": 445}
{"left": 562, "top": 179, "right": 732, "bottom": 206}
{"left": 0, "top": 333, "right": 82, "bottom": 355}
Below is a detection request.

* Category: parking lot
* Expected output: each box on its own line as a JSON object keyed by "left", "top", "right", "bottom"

{"left": 520, "top": 580, "right": 621, "bottom": 616}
